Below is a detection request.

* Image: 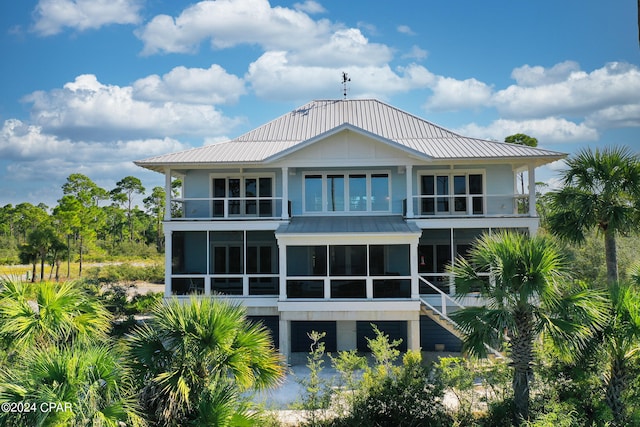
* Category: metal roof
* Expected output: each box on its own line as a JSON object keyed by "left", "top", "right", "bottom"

{"left": 276, "top": 215, "right": 422, "bottom": 235}
{"left": 136, "top": 99, "right": 566, "bottom": 171}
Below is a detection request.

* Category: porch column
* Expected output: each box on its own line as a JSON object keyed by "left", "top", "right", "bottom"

{"left": 278, "top": 242, "right": 287, "bottom": 300}
{"left": 164, "top": 168, "right": 172, "bottom": 221}
{"left": 164, "top": 230, "right": 172, "bottom": 297}
{"left": 410, "top": 241, "right": 419, "bottom": 299}
{"left": 279, "top": 319, "right": 291, "bottom": 361}
{"left": 528, "top": 163, "right": 537, "bottom": 217}
{"left": 281, "top": 167, "right": 289, "bottom": 219}
{"left": 405, "top": 165, "right": 414, "bottom": 218}
{"left": 407, "top": 319, "right": 421, "bottom": 352}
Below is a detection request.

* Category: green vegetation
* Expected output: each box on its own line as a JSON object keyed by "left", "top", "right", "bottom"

{"left": 0, "top": 173, "right": 173, "bottom": 279}
{"left": 0, "top": 279, "right": 285, "bottom": 427}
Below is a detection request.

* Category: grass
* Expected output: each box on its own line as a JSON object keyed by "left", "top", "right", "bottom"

{"left": 0, "top": 260, "right": 164, "bottom": 283}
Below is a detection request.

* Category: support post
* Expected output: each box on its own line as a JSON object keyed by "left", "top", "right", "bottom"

{"left": 528, "top": 163, "right": 537, "bottom": 217}
{"left": 405, "top": 164, "right": 414, "bottom": 218}
{"left": 281, "top": 167, "right": 289, "bottom": 219}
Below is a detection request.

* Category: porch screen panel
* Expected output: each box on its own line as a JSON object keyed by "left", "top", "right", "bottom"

{"left": 210, "top": 231, "right": 243, "bottom": 274}
{"left": 172, "top": 231, "right": 207, "bottom": 274}
{"left": 369, "top": 245, "right": 410, "bottom": 276}
{"left": 287, "top": 246, "right": 327, "bottom": 276}
{"left": 329, "top": 245, "right": 366, "bottom": 276}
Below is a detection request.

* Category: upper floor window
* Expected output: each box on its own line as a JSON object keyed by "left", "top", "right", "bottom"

{"left": 212, "top": 175, "right": 274, "bottom": 217}
{"left": 303, "top": 172, "right": 390, "bottom": 214}
{"left": 419, "top": 172, "right": 483, "bottom": 215}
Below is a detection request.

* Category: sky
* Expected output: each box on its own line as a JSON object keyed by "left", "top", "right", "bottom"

{"left": 1, "top": 0, "right": 639, "bottom": 208}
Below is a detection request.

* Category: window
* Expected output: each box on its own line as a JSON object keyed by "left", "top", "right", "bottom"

{"left": 349, "top": 175, "right": 367, "bottom": 211}
{"left": 371, "top": 174, "right": 390, "bottom": 211}
{"left": 303, "top": 172, "right": 391, "bottom": 213}
{"left": 212, "top": 176, "right": 274, "bottom": 217}
{"left": 327, "top": 175, "right": 345, "bottom": 211}
{"left": 304, "top": 175, "right": 323, "bottom": 212}
{"left": 420, "top": 172, "right": 484, "bottom": 215}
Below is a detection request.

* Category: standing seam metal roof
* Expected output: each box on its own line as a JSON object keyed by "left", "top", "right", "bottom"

{"left": 135, "top": 99, "right": 565, "bottom": 168}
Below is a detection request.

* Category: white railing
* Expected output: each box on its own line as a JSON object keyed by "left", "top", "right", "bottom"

{"left": 411, "top": 194, "right": 530, "bottom": 217}
{"left": 418, "top": 275, "right": 504, "bottom": 359}
{"left": 418, "top": 276, "right": 465, "bottom": 318}
{"left": 170, "top": 197, "right": 285, "bottom": 219}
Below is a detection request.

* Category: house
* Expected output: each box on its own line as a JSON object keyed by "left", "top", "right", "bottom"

{"left": 135, "top": 99, "right": 565, "bottom": 358}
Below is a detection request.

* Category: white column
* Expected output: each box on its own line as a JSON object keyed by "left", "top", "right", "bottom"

{"left": 410, "top": 241, "right": 419, "bottom": 299}
{"left": 528, "top": 163, "right": 537, "bottom": 217}
{"left": 279, "top": 319, "right": 291, "bottom": 361}
{"left": 405, "top": 165, "right": 414, "bottom": 218}
{"left": 164, "top": 230, "right": 172, "bottom": 297}
{"left": 164, "top": 168, "right": 172, "bottom": 221}
{"left": 407, "top": 319, "right": 421, "bottom": 352}
{"left": 278, "top": 242, "right": 287, "bottom": 300}
{"left": 281, "top": 167, "right": 289, "bottom": 219}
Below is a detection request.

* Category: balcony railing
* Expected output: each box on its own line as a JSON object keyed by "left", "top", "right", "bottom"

{"left": 409, "top": 194, "right": 530, "bottom": 218}
{"left": 171, "top": 197, "right": 285, "bottom": 220}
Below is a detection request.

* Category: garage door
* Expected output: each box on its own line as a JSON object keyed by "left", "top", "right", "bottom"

{"left": 291, "top": 321, "right": 337, "bottom": 353}
{"left": 356, "top": 321, "right": 407, "bottom": 352}
{"left": 247, "top": 316, "right": 280, "bottom": 349}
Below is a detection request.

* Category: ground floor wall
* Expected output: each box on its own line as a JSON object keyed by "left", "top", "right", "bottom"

{"left": 249, "top": 309, "right": 461, "bottom": 358}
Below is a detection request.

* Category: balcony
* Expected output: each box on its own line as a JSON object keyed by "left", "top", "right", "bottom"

{"left": 171, "top": 197, "right": 286, "bottom": 220}
{"left": 408, "top": 194, "right": 531, "bottom": 218}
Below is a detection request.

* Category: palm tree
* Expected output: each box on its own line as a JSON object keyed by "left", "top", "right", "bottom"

{"left": 449, "top": 231, "right": 607, "bottom": 425}
{"left": 597, "top": 279, "right": 640, "bottom": 426}
{"left": 0, "top": 278, "right": 111, "bottom": 351}
{"left": 126, "top": 297, "right": 285, "bottom": 426}
{"left": 0, "top": 343, "right": 144, "bottom": 427}
{"left": 546, "top": 146, "right": 640, "bottom": 283}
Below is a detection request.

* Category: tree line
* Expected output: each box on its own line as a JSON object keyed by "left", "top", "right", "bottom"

{"left": 0, "top": 173, "right": 175, "bottom": 280}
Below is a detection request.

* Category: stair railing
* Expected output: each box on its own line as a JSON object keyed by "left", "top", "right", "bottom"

{"left": 418, "top": 275, "right": 505, "bottom": 359}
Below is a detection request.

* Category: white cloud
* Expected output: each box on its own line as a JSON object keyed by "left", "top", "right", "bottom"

{"left": 402, "top": 45, "right": 428, "bottom": 61}
{"left": 511, "top": 61, "right": 580, "bottom": 87}
{"left": 32, "top": 0, "right": 142, "bottom": 36}
{"left": 397, "top": 25, "right": 416, "bottom": 35}
{"left": 23, "top": 74, "right": 243, "bottom": 141}
{"left": 0, "top": 119, "right": 188, "bottom": 163}
{"left": 132, "top": 65, "right": 246, "bottom": 105}
{"left": 424, "top": 76, "right": 493, "bottom": 111}
{"left": 246, "top": 52, "right": 434, "bottom": 101}
{"left": 455, "top": 117, "right": 599, "bottom": 144}
{"left": 0, "top": 118, "right": 187, "bottom": 206}
{"left": 585, "top": 103, "right": 640, "bottom": 128}
{"left": 293, "top": 0, "right": 326, "bottom": 14}
{"left": 136, "top": 0, "right": 333, "bottom": 55}
{"left": 290, "top": 28, "right": 393, "bottom": 67}
{"left": 493, "top": 62, "right": 640, "bottom": 119}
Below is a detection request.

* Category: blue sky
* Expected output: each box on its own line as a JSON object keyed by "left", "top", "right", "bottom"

{"left": 1, "top": 0, "right": 639, "bottom": 207}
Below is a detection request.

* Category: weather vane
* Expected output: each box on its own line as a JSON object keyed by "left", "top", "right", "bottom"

{"left": 342, "top": 72, "right": 351, "bottom": 99}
